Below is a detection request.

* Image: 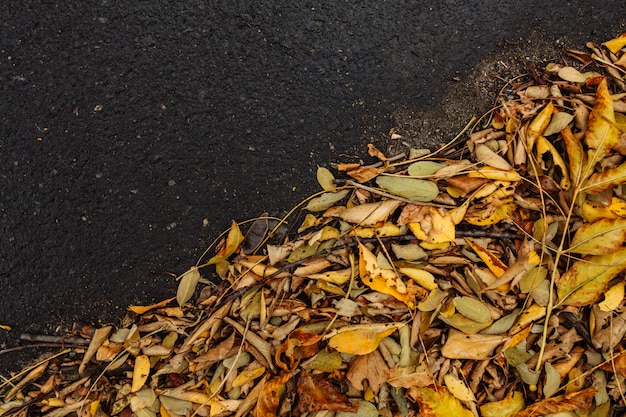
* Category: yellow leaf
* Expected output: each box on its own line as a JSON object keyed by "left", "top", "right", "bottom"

{"left": 232, "top": 366, "right": 266, "bottom": 388}
{"left": 479, "top": 391, "right": 525, "bottom": 417}
{"left": 408, "top": 207, "right": 455, "bottom": 245}
{"left": 208, "top": 220, "right": 244, "bottom": 264}
{"left": 535, "top": 136, "right": 571, "bottom": 190}
{"left": 526, "top": 101, "right": 554, "bottom": 152}
{"left": 131, "top": 355, "right": 151, "bottom": 393}
{"left": 569, "top": 217, "right": 626, "bottom": 255}
{"left": 561, "top": 126, "right": 587, "bottom": 186}
{"left": 128, "top": 297, "right": 176, "bottom": 315}
{"left": 408, "top": 385, "right": 473, "bottom": 417}
{"left": 585, "top": 78, "right": 619, "bottom": 162}
{"left": 254, "top": 373, "right": 292, "bottom": 417}
{"left": 443, "top": 374, "right": 475, "bottom": 403}
{"left": 556, "top": 247, "right": 626, "bottom": 306}
{"left": 399, "top": 267, "right": 437, "bottom": 290}
{"left": 599, "top": 281, "right": 625, "bottom": 312}
{"left": 464, "top": 239, "right": 507, "bottom": 278}
{"left": 581, "top": 197, "right": 626, "bottom": 222}
{"left": 359, "top": 242, "right": 416, "bottom": 308}
{"left": 467, "top": 167, "right": 521, "bottom": 182}
{"left": 603, "top": 33, "right": 626, "bottom": 54}
{"left": 585, "top": 160, "right": 626, "bottom": 193}
{"left": 316, "top": 166, "right": 336, "bottom": 191}
{"left": 464, "top": 200, "right": 516, "bottom": 226}
{"left": 327, "top": 323, "right": 403, "bottom": 355}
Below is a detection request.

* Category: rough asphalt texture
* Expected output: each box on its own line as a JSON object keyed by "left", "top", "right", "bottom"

{"left": 1, "top": 1, "right": 625, "bottom": 373}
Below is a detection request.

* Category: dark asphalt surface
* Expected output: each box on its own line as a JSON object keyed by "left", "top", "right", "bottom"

{"left": 1, "top": 2, "right": 625, "bottom": 373}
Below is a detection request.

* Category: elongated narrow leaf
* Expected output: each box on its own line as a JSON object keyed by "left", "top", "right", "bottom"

{"left": 585, "top": 78, "right": 618, "bottom": 161}
{"left": 526, "top": 101, "right": 554, "bottom": 151}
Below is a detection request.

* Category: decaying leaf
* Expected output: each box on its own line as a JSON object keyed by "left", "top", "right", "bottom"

{"left": 297, "top": 371, "right": 358, "bottom": 413}
{"left": 407, "top": 385, "right": 473, "bottom": 417}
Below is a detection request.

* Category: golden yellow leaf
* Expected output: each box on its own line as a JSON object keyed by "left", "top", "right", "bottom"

{"left": 359, "top": 242, "right": 416, "bottom": 308}
{"left": 599, "top": 281, "right": 625, "bottom": 312}
{"left": 209, "top": 220, "right": 244, "bottom": 264}
{"left": 526, "top": 101, "right": 554, "bottom": 151}
{"left": 467, "top": 167, "right": 521, "bottom": 182}
{"left": 585, "top": 78, "right": 619, "bottom": 161}
{"left": 232, "top": 366, "right": 266, "bottom": 388}
{"left": 585, "top": 160, "right": 626, "bottom": 193}
{"left": 479, "top": 391, "right": 525, "bottom": 417}
{"left": 464, "top": 238, "right": 507, "bottom": 278}
{"left": 408, "top": 207, "right": 455, "bottom": 245}
{"left": 603, "top": 33, "right": 626, "bottom": 54}
{"left": 131, "top": 354, "right": 151, "bottom": 393}
{"left": 326, "top": 323, "right": 403, "bottom": 355}
{"left": 569, "top": 217, "right": 626, "bottom": 255}
{"left": 464, "top": 199, "right": 516, "bottom": 226}
{"left": 581, "top": 197, "right": 626, "bottom": 222}
{"left": 399, "top": 267, "right": 437, "bottom": 290}
{"left": 556, "top": 247, "right": 626, "bottom": 306}
{"left": 407, "top": 385, "right": 473, "bottom": 417}
{"left": 253, "top": 373, "right": 291, "bottom": 417}
{"left": 535, "top": 136, "right": 571, "bottom": 190}
{"left": 443, "top": 374, "right": 475, "bottom": 403}
{"left": 128, "top": 297, "right": 176, "bottom": 315}
{"left": 561, "top": 126, "right": 588, "bottom": 186}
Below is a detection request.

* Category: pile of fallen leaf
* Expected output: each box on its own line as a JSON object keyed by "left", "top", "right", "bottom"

{"left": 3, "top": 34, "right": 626, "bottom": 417}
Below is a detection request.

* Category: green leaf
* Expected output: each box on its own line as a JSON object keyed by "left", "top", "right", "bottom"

{"left": 375, "top": 176, "right": 439, "bottom": 202}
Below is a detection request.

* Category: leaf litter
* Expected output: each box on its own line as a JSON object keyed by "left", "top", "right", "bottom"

{"left": 4, "top": 35, "right": 626, "bottom": 417}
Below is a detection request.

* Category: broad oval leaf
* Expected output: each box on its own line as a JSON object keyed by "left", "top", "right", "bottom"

{"left": 543, "top": 112, "right": 574, "bottom": 136}
{"left": 585, "top": 78, "right": 618, "bottom": 160}
{"left": 454, "top": 296, "right": 492, "bottom": 323}
{"left": 305, "top": 189, "right": 350, "bottom": 212}
{"left": 407, "top": 161, "right": 446, "bottom": 176}
{"left": 558, "top": 66, "right": 586, "bottom": 83}
{"left": 441, "top": 330, "right": 508, "bottom": 360}
{"left": 375, "top": 176, "right": 439, "bottom": 202}
{"left": 176, "top": 266, "right": 201, "bottom": 306}
{"left": 316, "top": 166, "right": 336, "bottom": 191}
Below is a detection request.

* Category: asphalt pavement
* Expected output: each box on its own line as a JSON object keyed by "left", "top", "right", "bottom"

{"left": 1, "top": 1, "right": 624, "bottom": 373}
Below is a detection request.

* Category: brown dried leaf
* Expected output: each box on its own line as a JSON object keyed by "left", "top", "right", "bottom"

{"left": 516, "top": 387, "right": 595, "bottom": 417}
{"left": 346, "top": 349, "right": 389, "bottom": 393}
{"left": 297, "top": 372, "right": 358, "bottom": 414}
